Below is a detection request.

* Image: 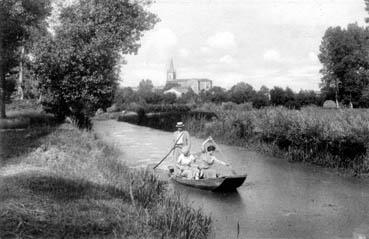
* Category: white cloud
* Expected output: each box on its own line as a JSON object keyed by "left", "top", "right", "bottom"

{"left": 146, "top": 28, "right": 177, "bottom": 50}
{"left": 207, "top": 32, "right": 236, "bottom": 49}
{"left": 179, "top": 48, "right": 189, "bottom": 58}
{"left": 136, "top": 27, "right": 178, "bottom": 61}
{"left": 200, "top": 46, "right": 211, "bottom": 54}
{"left": 219, "top": 55, "right": 236, "bottom": 65}
{"left": 263, "top": 49, "right": 281, "bottom": 62}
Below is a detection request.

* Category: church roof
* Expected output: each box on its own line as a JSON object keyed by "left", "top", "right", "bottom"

{"left": 168, "top": 58, "right": 175, "bottom": 73}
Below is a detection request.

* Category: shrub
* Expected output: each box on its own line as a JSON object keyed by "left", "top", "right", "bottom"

{"left": 185, "top": 105, "right": 369, "bottom": 173}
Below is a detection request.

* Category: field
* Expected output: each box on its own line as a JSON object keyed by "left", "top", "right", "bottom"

{"left": 185, "top": 103, "right": 369, "bottom": 174}
{"left": 0, "top": 106, "right": 211, "bottom": 238}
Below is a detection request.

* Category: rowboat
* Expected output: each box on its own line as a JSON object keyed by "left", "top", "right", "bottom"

{"left": 170, "top": 173, "right": 247, "bottom": 192}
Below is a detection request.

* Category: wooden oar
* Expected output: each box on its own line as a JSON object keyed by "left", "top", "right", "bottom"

{"left": 153, "top": 132, "right": 184, "bottom": 169}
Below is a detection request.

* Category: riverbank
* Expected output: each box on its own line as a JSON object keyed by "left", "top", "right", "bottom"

{"left": 185, "top": 105, "right": 369, "bottom": 175}
{"left": 0, "top": 113, "right": 211, "bottom": 238}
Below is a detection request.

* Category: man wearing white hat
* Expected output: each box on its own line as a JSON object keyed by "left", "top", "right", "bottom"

{"left": 172, "top": 122, "right": 191, "bottom": 161}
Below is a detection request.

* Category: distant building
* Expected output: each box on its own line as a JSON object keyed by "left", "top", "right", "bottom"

{"left": 165, "top": 59, "right": 212, "bottom": 95}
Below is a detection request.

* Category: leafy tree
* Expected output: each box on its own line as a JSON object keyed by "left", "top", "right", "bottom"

{"left": 207, "top": 86, "right": 227, "bottom": 103}
{"left": 180, "top": 87, "right": 198, "bottom": 104}
{"left": 138, "top": 79, "right": 154, "bottom": 96}
{"left": 33, "top": 0, "right": 158, "bottom": 125}
{"left": 0, "top": 0, "right": 51, "bottom": 118}
{"left": 228, "top": 82, "right": 256, "bottom": 104}
{"left": 296, "top": 90, "right": 321, "bottom": 106}
{"left": 114, "top": 86, "right": 140, "bottom": 108}
{"left": 270, "top": 86, "right": 296, "bottom": 108}
{"left": 319, "top": 23, "right": 369, "bottom": 107}
{"left": 162, "top": 92, "right": 177, "bottom": 104}
{"left": 270, "top": 86, "right": 285, "bottom": 106}
{"left": 252, "top": 86, "right": 270, "bottom": 108}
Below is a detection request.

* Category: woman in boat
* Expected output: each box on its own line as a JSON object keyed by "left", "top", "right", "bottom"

{"left": 176, "top": 147, "right": 200, "bottom": 179}
{"left": 198, "top": 137, "right": 230, "bottom": 178}
{"left": 172, "top": 122, "right": 191, "bottom": 162}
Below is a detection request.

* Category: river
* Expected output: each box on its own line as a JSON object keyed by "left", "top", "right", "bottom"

{"left": 94, "top": 120, "right": 369, "bottom": 239}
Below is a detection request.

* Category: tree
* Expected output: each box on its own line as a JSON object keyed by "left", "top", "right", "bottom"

{"left": 270, "top": 86, "right": 285, "bottom": 106}
{"left": 180, "top": 87, "right": 198, "bottom": 104}
{"left": 318, "top": 23, "right": 369, "bottom": 107}
{"left": 138, "top": 79, "right": 154, "bottom": 96}
{"left": 252, "top": 86, "right": 270, "bottom": 108}
{"left": 207, "top": 86, "right": 227, "bottom": 103}
{"left": 33, "top": 0, "right": 158, "bottom": 124}
{"left": 0, "top": 0, "right": 51, "bottom": 118}
{"left": 228, "top": 82, "right": 256, "bottom": 104}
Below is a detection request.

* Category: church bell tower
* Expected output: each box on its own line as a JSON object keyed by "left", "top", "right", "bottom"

{"left": 167, "top": 58, "right": 176, "bottom": 82}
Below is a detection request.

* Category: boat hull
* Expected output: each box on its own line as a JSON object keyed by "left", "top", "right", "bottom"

{"left": 171, "top": 174, "right": 247, "bottom": 192}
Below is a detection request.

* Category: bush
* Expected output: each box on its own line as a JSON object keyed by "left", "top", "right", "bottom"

{"left": 185, "top": 105, "right": 369, "bottom": 173}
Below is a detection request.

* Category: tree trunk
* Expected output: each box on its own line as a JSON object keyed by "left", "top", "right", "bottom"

{"left": 0, "top": 39, "right": 5, "bottom": 118}
{"left": 18, "top": 45, "right": 24, "bottom": 100}
{"left": 335, "top": 80, "right": 339, "bottom": 109}
{"left": 0, "top": 72, "right": 6, "bottom": 119}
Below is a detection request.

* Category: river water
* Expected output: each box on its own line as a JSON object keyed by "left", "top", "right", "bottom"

{"left": 94, "top": 120, "right": 369, "bottom": 239}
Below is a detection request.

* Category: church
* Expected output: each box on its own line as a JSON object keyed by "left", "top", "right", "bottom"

{"left": 164, "top": 59, "right": 212, "bottom": 97}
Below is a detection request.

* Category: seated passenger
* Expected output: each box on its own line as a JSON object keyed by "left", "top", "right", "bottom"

{"left": 198, "top": 137, "right": 230, "bottom": 178}
{"left": 176, "top": 148, "right": 200, "bottom": 179}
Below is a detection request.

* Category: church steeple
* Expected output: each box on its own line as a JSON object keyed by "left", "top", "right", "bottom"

{"left": 167, "top": 58, "right": 176, "bottom": 82}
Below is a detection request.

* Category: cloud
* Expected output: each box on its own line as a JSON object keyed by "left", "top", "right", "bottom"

{"left": 206, "top": 32, "right": 236, "bottom": 49}
{"left": 136, "top": 27, "right": 178, "bottom": 61}
{"left": 219, "top": 55, "right": 236, "bottom": 65}
{"left": 179, "top": 48, "right": 190, "bottom": 58}
{"left": 200, "top": 46, "right": 211, "bottom": 54}
{"left": 263, "top": 49, "right": 281, "bottom": 62}
{"left": 149, "top": 28, "right": 178, "bottom": 49}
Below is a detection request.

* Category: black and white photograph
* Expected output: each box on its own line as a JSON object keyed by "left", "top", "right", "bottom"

{"left": 1, "top": 0, "right": 369, "bottom": 238}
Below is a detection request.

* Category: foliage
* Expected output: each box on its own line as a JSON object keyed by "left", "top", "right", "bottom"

{"left": 228, "top": 82, "right": 256, "bottom": 104}
{"left": 0, "top": 0, "right": 52, "bottom": 117}
{"left": 138, "top": 79, "right": 154, "bottom": 96}
{"left": 319, "top": 23, "right": 369, "bottom": 107}
{"left": 185, "top": 106, "right": 369, "bottom": 173}
{"left": 32, "top": 0, "right": 159, "bottom": 127}
{"left": 4, "top": 76, "right": 17, "bottom": 102}
{"left": 113, "top": 82, "right": 324, "bottom": 109}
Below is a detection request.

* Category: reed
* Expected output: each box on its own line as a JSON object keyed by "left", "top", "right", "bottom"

{"left": 186, "top": 105, "right": 369, "bottom": 173}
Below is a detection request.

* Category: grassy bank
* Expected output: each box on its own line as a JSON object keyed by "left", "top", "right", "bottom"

{"left": 1, "top": 100, "right": 56, "bottom": 129}
{"left": 0, "top": 123, "right": 211, "bottom": 238}
{"left": 185, "top": 104, "right": 369, "bottom": 174}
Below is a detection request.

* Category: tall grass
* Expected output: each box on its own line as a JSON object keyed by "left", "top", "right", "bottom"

{"left": 186, "top": 105, "right": 369, "bottom": 174}
{"left": 0, "top": 124, "right": 211, "bottom": 238}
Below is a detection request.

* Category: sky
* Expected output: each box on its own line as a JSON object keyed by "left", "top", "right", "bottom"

{"left": 120, "top": 0, "right": 368, "bottom": 91}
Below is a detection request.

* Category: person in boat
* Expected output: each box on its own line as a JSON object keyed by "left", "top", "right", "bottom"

{"left": 172, "top": 122, "right": 191, "bottom": 162}
{"left": 176, "top": 146, "right": 200, "bottom": 179}
{"left": 198, "top": 136, "right": 230, "bottom": 178}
